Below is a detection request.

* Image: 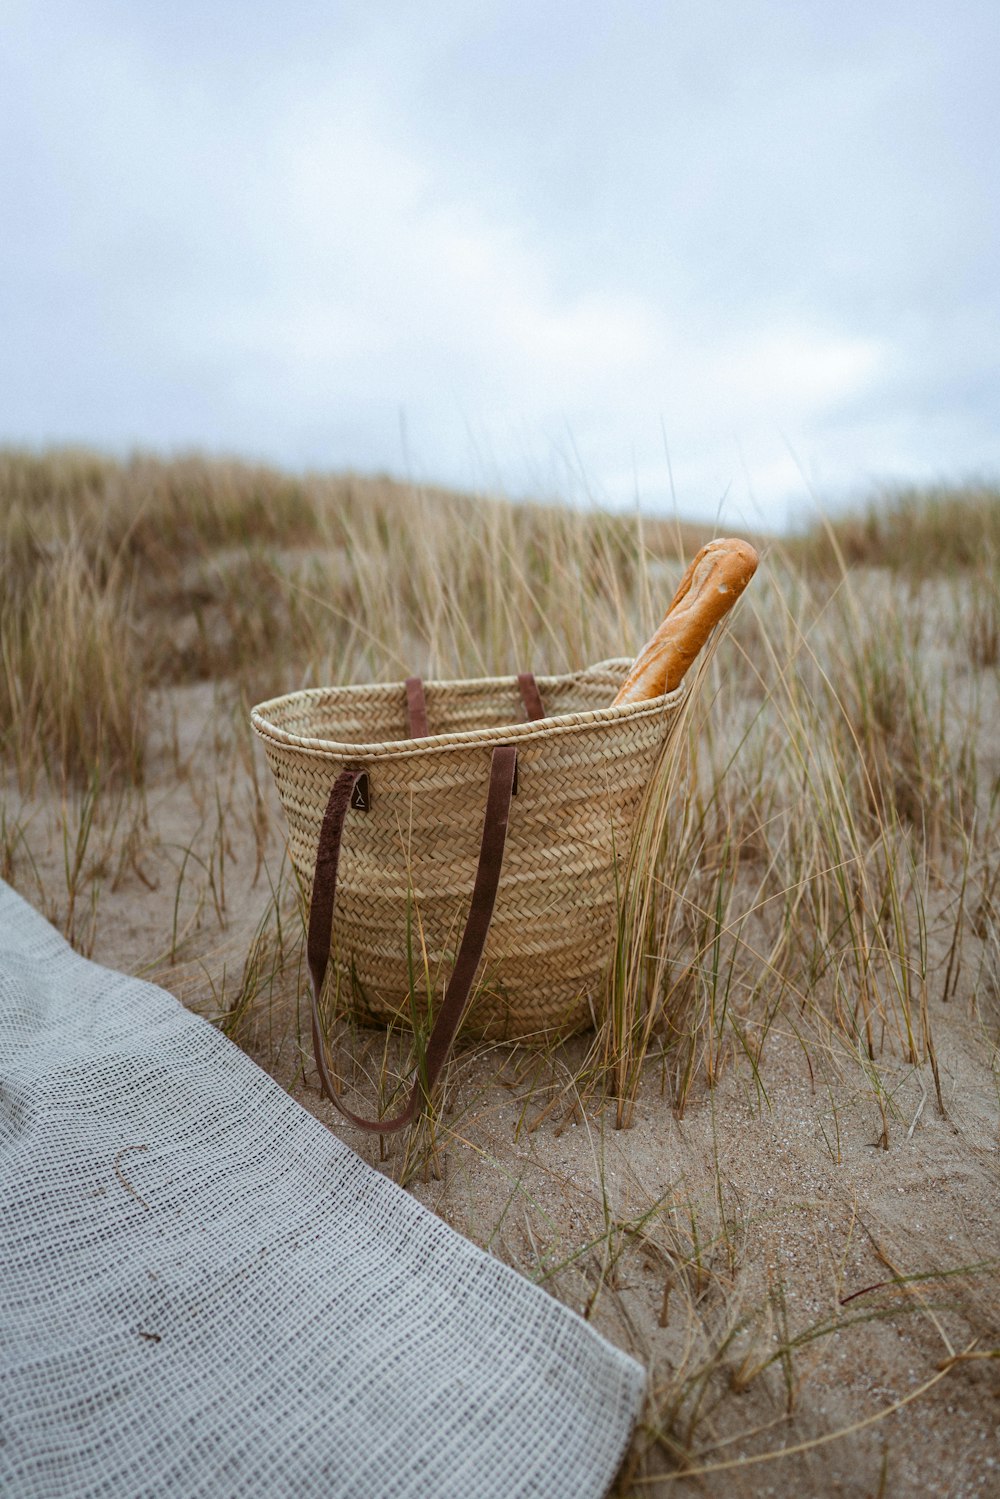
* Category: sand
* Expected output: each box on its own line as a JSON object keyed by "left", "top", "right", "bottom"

{"left": 3, "top": 672, "right": 998, "bottom": 1498}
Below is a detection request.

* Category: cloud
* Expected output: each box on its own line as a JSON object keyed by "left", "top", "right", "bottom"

{"left": 1, "top": 1, "right": 998, "bottom": 529}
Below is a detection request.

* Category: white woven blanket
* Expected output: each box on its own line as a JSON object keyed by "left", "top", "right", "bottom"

{"left": 0, "top": 880, "right": 643, "bottom": 1498}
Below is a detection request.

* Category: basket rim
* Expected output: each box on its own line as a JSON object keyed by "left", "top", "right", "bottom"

{"left": 250, "top": 660, "right": 687, "bottom": 763}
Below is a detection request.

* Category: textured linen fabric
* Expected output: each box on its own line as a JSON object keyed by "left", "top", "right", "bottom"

{"left": 0, "top": 880, "right": 644, "bottom": 1498}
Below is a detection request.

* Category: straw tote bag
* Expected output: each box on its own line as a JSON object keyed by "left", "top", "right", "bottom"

{"left": 252, "top": 660, "right": 686, "bottom": 1132}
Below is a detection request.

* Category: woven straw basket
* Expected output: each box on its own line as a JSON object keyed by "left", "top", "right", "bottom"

{"left": 252, "top": 660, "right": 686, "bottom": 1129}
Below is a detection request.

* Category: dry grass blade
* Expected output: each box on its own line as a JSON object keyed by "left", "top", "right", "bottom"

{"left": 3, "top": 450, "right": 998, "bottom": 1497}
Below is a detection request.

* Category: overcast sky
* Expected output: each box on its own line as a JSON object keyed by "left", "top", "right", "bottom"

{"left": 2, "top": 1, "right": 997, "bottom": 530}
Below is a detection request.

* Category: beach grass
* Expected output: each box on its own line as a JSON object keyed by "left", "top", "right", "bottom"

{"left": 2, "top": 449, "right": 997, "bottom": 1495}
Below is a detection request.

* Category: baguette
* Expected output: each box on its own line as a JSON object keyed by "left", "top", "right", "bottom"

{"left": 612, "top": 537, "right": 759, "bottom": 706}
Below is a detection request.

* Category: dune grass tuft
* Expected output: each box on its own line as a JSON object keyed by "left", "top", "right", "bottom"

{"left": 3, "top": 447, "right": 998, "bottom": 1493}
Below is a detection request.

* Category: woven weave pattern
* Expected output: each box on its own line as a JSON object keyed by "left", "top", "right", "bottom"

{"left": 252, "top": 661, "right": 685, "bottom": 1038}
{"left": 0, "top": 879, "right": 645, "bottom": 1499}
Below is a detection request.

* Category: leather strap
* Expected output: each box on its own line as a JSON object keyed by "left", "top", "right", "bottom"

{"left": 405, "top": 676, "right": 429, "bottom": 738}
{"left": 517, "top": 672, "right": 545, "bottom": 722}
{"left": 306, "top": 744, "right": 518, "bottom": 1133}
{"left": 406, "top": 673, "right": 543, "bottom": 740}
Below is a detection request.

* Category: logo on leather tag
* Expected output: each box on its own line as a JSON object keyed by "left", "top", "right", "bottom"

{"left": 350, "top": 773, "right": 370, "bottom": 812}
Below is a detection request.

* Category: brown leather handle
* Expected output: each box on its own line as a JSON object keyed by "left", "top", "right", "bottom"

{"left": 517, "top": 672, "right": 545, "bottom": 722}
{"left": 404, "top": 673, "right": 544, "bottom": 738}
{"left": 306, "top": 744, "right": 518, "bottom": 1133}
{"left": 405, "top": 676, "right": 429, "bottom": 738}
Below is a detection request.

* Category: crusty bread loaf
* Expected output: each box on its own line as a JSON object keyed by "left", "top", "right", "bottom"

{"left": 612, "top": 537, "right": 759, "bottom": 706}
